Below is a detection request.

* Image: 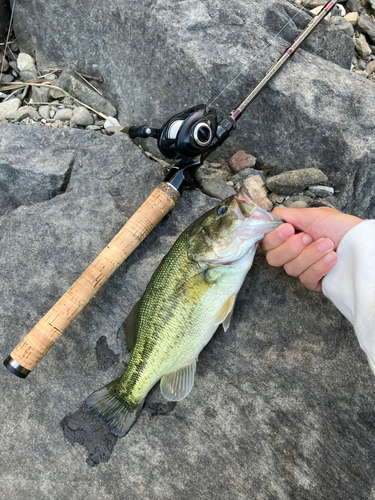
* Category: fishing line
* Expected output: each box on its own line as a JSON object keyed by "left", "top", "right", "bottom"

{"left": 1, "top": 0, "right": 17, "bottom": 77}
{"left": 207, "top": 0, "right": 315, "bottom": 108}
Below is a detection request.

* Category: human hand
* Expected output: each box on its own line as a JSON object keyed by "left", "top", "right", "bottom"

{"left": 261, "top": 207, "right": 363, "bottom": 292}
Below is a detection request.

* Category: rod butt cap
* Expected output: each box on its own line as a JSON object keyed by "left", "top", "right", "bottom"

{"left": 3, "top": 355, "right": 30, "bottom": 378}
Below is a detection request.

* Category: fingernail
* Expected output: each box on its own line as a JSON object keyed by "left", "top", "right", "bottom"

{"left": 323, "top": 251, "right": 337, "bottom": 264}
{"left": 278, "top": 225, "right": 294, "bottom": 239}
{"left": 302, "top": 234, "right": 313, "bottom": 245}
{"left": 318, "top": 239, "right": 334, "bottom": 252}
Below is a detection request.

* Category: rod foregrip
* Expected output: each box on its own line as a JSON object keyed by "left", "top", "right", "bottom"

{"left": 4, "top": 182, "right": 180, "bottom": 377}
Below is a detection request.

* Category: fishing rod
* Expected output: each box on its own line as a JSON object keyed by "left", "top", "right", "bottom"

{"left": 4, "top": 0, "right": 338, "bottom": 378}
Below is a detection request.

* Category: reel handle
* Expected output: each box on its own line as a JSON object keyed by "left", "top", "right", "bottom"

{"left": 4, "top": 183, "right": 180, "bottom": 378}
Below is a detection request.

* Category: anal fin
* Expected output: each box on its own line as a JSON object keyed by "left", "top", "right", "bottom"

{"left": 160, "top": 359, "right": 197, "bottom": 402}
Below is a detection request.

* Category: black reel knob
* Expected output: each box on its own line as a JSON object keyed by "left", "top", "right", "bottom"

{"left": 157, "top": 104, "right": 218, "bottom": 160}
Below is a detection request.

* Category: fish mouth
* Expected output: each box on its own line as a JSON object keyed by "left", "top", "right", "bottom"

{"left": 235, "top": 186, "right": 284, "bottom": 227}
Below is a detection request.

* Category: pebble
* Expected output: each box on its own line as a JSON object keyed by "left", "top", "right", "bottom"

{"left": 38, "top": 105, "right": 50, "bottom": 120}
{"left": 207, "top": 162, "right": 223, "bottom": 169}
{"left": 7, "top": 105, "right": 40, "bottom": 122}
{"left": 330, "top": 3, "right": 346, "bottom": 17}
{"left": 71, "top": 106, "right": 94, "bottom": 126}
{"left": 51, "top": 120, "right": 64, "bottom": 128}
{"left": 0, "top": 74, "right": 14, "bottom": 82}
{"left": 54, "top": 108, "right": 73, "bottom": 121}
{"left": 50, "top": 110, "right": 56, "bottom": 119}
{"left": 268, "top": 192, "right": 285, "bottom": 205}
{"left": 265, "top": 168, "right": 329, "bottom": 196}
{"left": 8, "top": 61, "right": 19, "bottom": 75}
{"left": 354, "top": 34, "right": 372, "bottom": 58}
{"left": 200, "top": 179, "right": 236, "bottom": 201}
{"left": 104, "top": 116, "right": 120, "bottom": 128}
{"left": 344, "top": 12, "right": 359, "bottom": 26}
{"left": 228, "top": 150, "right": 257, "bottom": 173}
{"left": 357, "top": 15, "right": 375, "bottom": 45}
{"left": 0, "top": 98, "right": 21, "bottom": 120}
{"left": 20, "top": 70, "right": 38, "bottom": 82}
{"left": 0, "top": 56, "right": 9, "bottom": 73}
{"left": 17, "top": 53, "right": 37, "bottom": 72}
{"left": 308, "top": 185, "right": 335, "bottom": 197}
{"left": 196, "top": 166, "right": 229, "bottom": 184}
{"left": 242, "top": 176, "right": 272, "bottom": 212}
{"left": 85, "top": 125, "right": 101, "bottom": 131}
{"left": 283, "top": 196, "right": 312, "bottom": 208}
{"left": 346, "top": 0, "right": 361, "bottom": 12}
{"left": 287, "top": 201, "right": 309, "bottom": 209}
{"left": 231, "top": 168, "right": 265, "bottom": 191}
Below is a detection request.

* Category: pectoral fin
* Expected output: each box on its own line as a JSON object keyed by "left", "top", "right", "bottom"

{"left": 213, "top": 293, "right": 237, "bottom": 331}
{"left": 117, "top": 300, "right": 140, "bottom": 352}
{"left": 160, "top": 359, "right": 197, "bottom": 401}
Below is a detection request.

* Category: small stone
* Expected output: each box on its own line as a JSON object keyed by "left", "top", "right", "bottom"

{"left": 7, "top": 105, "right": 40, "bottom": 121}
{"left": 287, "top": 201, "right": 309, "bottom": 209}
{"left": 330, "top": 3, "right": 346, "bottom": 17}
{"left": 344, "top": 12, "right": 359, "bottom": 25}
{"left": 308, "top": 185, "right": 335, "bottom": 197}
{"left": 38, "top": 105, "right": 50, "bottom": 120}
{"left": 283, "top": 196, "right": 312, "bottom": 208}
{"left": 207, "top": 162, "right": 223, "bottom": 169}
{"left": 330, "top": 17, "right": 355, "bottom": 36}
{"left": 51, "top": 120, "right": 64, "bottom": 128}
{"left": 346, "top": 0, "right": 361, "bottom": 12}
{"left": 226, "top": 181, "right": 234, "bottom": 187}
{"left": 31, "top": 86, "right": 50, "bottom": 102}
{"left": 365, "top": 59, "right": 375, "bottom": 74}
{"left": 50, "top": 110, "right": 55, "bottom": 119}
{"left": 242, "top": 176, "right": 272, "bottom": 212}
{"left": 354, "top": 34, "right": 372, "bottom": 58}
{"left": 265, "top": 168, "right": 329, "bottom": 196}
{"left": 71, "top": 106, "right": 94, "bottom": 126}
{"left": 0, "top": 73, "right": 14, "bottom": 82}
{"left": 85, "top": 125, "right": 101, "bottom": 131}
{"left": 228, "top": 150, "right": 257, "bottom": 173}
{"left": 0, "top": 55, "right": 9, "bottom": 73}
{"left": 104, "top": 125, "right": 124, "bottom": 134}
{"left": 54, "top": 108, "right": 73, "bottom": 121}
{"left": 231, "top": 168, "right": 265, "bottom": 191}
{"left": 94, "top": 120, "right": 106, "bottom": 127}
{"left": 20, "top": 69, "right": 38, "bottom": 82}
{"left": 196, "top": 166, "right": 229, "bottom": 184}
{"left": 268, "top": 192, "right": 285, "bottom": 205}
{"left": 43, "top": 73, "right": 57, "bottom": 80}
{"left": 8, "top": 61, "right": 19, "bottom": 74}
{"left": 17, "top": 53, "right": 37, "bottom": 72}
{"left": 104, "top": 116, "right": 120, "bottom": 128}
{"left": 0, "top": 98, "right": 21, "bottom": 120}
{"left": 310, "top": 196, "right": 339, "bottom": 209}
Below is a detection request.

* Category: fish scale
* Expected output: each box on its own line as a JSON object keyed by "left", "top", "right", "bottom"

{"left": 86, "top": 188, "right": 283, "bottom": 437}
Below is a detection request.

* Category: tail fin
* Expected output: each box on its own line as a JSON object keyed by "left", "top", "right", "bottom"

{"left": 86, "top": 380, "right": 144, "bottom": 437}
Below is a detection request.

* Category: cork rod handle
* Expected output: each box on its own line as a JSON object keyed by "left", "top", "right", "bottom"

{"left": 4, "top": 182, "right": 180, "bottom": 377}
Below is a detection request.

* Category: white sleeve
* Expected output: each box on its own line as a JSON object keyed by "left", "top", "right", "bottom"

{"left": 322, "top": 220, "right": 375, "bottom": 374}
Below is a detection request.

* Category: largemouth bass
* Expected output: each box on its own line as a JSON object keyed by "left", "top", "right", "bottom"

{"left": 86, "top": 187, "right": 283, "bottom": 437}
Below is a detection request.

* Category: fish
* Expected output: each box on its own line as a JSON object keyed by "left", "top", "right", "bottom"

{"left": 86, "top": 187, "right": 283, "bottom": 437}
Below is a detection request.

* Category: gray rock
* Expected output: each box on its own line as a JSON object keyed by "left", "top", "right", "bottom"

{"left": 346, "top": 0, "right": 361, "bottom": 12}
{"left": 12, "top": 0, "right": 354, "bottom": 165}
{"left": 0, "top": 54, "right": 9, "bottom": 73}
{"left": 31, "top": 85, "right": 50, "bottom": 102}
{"left": 71, "top": 106, "right": 93, "bottom": 127}
{"left": 200, "top": 178, "right": 236, "bottom": 200}
{"left": 310, "top": 195, "right": 339, "bottom": 209}
{"left": 6, "top": 105, "right": 40, "bottom": 122}
{"left": 52, "top": 68, "right": 117, "bottom": 117}
{"left": 265, "top": 168, "right": 329, "bottom": 196}
{"left": 330, "top": 16, "right": 355, "bottom": 37}
{"left": 308, "top": 185, "right": 335, "bottom": 197}
{"left": 0, "top": 98, "right": 21, "bottom": 120}
{"left": 38, "top": 105, "right": 50, "bottom": 120}
{"left": 17, "top": 53, "right": 36, "bottom": 72}
{"left": 0, "top": 73, "right": 14, "bottom": 82}
{"left": 54, "top": 108, "right": 73, "bottom": 121}
{"left": 19, "top": 69, "right": 38, "bottom": 82}
{"left": 196, "top": 165, "right": 229, "bottom": 184}
{"left": 358, "top": 14, "right": 375, "bottom": 44}
{"left": 0, "top": 123, "right": 74, "bottom": 206}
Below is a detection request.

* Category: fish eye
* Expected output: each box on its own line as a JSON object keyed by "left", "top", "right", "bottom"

{"left": 217, "top": 206, "right": 227, "bottom": 216}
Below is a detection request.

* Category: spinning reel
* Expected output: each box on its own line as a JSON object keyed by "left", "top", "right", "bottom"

{"left": 127, "top": 104, "right": 236, "bottom": 163}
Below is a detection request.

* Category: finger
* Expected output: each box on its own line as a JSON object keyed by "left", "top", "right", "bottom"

{"left": 266, "top": 232, "right": 314, "bottom": 267}
{"left": 298, "top": 251, "right": 338, "bottom": 292}
{"left": 283, "top": 238, "right": 334, "bottom": 277}
{"left": 261, "top": 223, "right": 295, "bottom": 252}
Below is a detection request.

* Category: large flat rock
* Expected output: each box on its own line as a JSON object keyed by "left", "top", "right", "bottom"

{"left": 0, "top": 124, "right": 375, "bottom": 499}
